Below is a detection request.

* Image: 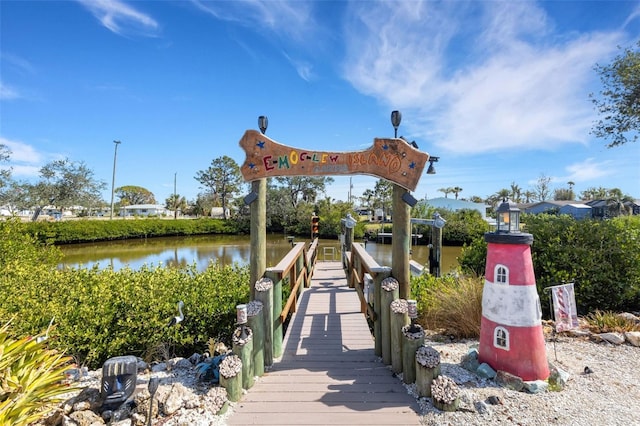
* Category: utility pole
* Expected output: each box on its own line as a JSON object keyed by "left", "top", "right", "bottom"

{"left": 110, "top": 140, "right": 121, "bottom": 220}
{"left": 174, "top": 172, "right": 177, "bottom": 219}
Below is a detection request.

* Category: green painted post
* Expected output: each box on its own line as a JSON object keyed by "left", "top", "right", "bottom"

{"left": 401, "top": 324, "right": 425, "bottom": 384}
{"left": 255, "top": 278, "right": 273, "bottom": 367}
{"left": 232, "top": 327, "right": 254, "bottom": 390}
{"left": 373, "top": 267, "right": 392, "bottom": 357}
{"left": 381, "top": 277, "right": 399, "bottom": 365}
{"left": 265, "top": 269, "right": 283, "bottom": 359}
{"left": 390, "top": 299, "right": 410, "bottom": 374}
{"left": 247, "top": 301, "right": 265, "bottom": 377}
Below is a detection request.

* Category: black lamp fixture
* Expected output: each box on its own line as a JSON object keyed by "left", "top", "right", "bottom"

{"left": 391, "top": 110, "right": 402, "bottom": 138}
{"left": 402, "top": 192, "right": 418, "bottom": 207}
{"left": 426, "top": 156, "right": 439, "bottom": 174}
{"left": 496, "top": 198, "right": 521, "bottom": 233}
{"left": 258, "top": 115, "right": 268, "bottom": 134}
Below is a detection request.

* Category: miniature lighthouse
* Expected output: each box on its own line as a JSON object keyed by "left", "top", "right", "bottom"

{"left": 478, "top": 200, "right": 549, "bottom": 381}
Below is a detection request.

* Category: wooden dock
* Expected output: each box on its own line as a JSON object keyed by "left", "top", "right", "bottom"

{"left": 227, "top": 262, "right": 421, "bottom": 425}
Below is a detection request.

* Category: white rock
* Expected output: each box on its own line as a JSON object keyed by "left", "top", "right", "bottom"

{"left": 624, "top": 331, "right": 640, "bottom": 347}
{"left": 598, "top": 332, "right": 626, "bottom": 345}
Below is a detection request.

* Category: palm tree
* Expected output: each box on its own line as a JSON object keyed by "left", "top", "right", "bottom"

{"left": 606, "top": 188, "right": 633, "bottom": 217}
{"left": 438, "top": 187, "right": 453, "bottom": 198}
{"left": 451, "top": 186, "right": 463, "bottom": 200}
{"left": 509, "top": 182, "right": 522, "bottom": 203}
{"left": 523, "top": 190, "right": 536, "bottom": 203}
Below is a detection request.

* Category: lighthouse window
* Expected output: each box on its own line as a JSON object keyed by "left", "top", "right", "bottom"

{"left": 494, "top": 327, "right": 510, "bottom": 350}
{"left": 495, "top": 265, "right": 509, "bottom": 284}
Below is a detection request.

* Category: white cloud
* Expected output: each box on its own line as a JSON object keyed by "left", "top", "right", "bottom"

{"left": 341, "top": 1, "right": 623, "bottom": 155}
{"left": 282, "top": 52, "right": 313, "bottom": 81}
{"left": 190, "top": 0, "right": 314, "bottom": 42}
{"left": 0, "top": 137, "right": 46, "bottom": 177}
{"left": 76, "top": 0, "right": 159, "bottom": 37}
{"left": 0, "top": 82, "right": 20, "bottom": 100}
{"left": 563, "top": 158, "right": 613, "bottom": 183}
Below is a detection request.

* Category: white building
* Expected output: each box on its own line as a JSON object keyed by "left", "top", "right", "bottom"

{"left": 120, "top": 204, "right": 171, "bottom": 217}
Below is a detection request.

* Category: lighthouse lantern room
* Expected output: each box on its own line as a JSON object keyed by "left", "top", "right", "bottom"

{"left": 478, "top": 199, "right": 550, "bottom": 381}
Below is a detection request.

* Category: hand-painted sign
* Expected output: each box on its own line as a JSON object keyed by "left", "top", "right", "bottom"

{"left": 238, "top": 129, "right": 430, "bottom": 191}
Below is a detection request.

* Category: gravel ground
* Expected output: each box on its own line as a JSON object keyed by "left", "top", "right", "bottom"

{"left": 411, "top": 335, "right": 640, "bottom": 426}
{"left": 53, "top": 333, "right": 638, "bottom": 425}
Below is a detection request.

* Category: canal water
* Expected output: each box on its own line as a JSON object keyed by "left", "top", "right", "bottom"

{"left": 58, "top": 234, "right": 462, "bottom": 273}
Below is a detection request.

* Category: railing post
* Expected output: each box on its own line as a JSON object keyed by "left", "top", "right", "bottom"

{"left": 373, "top": 266, "right": 392, "bottom": 357}
{"left": 381, "top": 277, "right": 399, "bottom": 365}
{"left": 265, "top": 269, "right": 283, "bottom": 359}
{"left": 247, "top": 300, "right": 265, "bottom": 378}
{"left": 255, "top": 277, "right": 274, "bottom": 367}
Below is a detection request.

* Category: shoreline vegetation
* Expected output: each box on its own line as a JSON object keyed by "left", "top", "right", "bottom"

{"left": 0, "top": 214, "right": 638, "bottom": 424}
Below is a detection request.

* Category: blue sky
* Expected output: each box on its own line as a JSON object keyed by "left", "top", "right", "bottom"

{"left": 1, "top": 0, "right": 639, "bottom": 206}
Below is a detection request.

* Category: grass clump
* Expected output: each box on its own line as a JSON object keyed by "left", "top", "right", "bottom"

{"left": 584, "top": 310, "right": 640, "bottom": 333}
{"left": 411, "top": 273, "right": 483, "bottom": 339}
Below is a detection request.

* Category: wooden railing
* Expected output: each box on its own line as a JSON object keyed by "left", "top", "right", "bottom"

{"left": 345, "top": 242, "right": 392, "bottom": 357}
{"left": 265, "top": 239, "right": 318, "bottom": 325}
{"left": 346, "top": 242, "right": 392, "bottom": 322}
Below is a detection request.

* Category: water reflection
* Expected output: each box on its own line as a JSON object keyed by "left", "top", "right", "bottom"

{"left": 59, "top": 235, "right": 461, "bottom": 273}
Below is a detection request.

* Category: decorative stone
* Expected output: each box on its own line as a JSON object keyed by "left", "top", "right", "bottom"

{"left": 247, "top": 300, "right": 263, "bottom": 316}
{"left": 476, "top": 363, "right": 497, "bottom": 379}
{"left": 598, "top": 332, "right": 625, "bottom": 345}
{"left": 416, "top": 345, "right": 440, "bottom": 368}
{"left": 523, "top": 380, "right": 549, "bottom": 394}
{"left": 168, "top": 357, "right": 193, "bottom": 370}
{"left": 474, "top": 400, "right": 490, "bottom": 414}
{"left": 495, "top": 370, "right": 524, "bottom": 392}
{"left": 390, "top": 298, "right": 408, "bottom": 314}
{"left": 207, "top": 386, "right": 228, "bottom": 414}
{"left": 461, "top": 349, "right": 480, "bottom": 373}
{"left": 381, "top": 277, "right": 399, "bottom": 291}
{"left": 68, "top": 409, "right": 104, "bottom": 426}
{"left": 616, "top": 312, "right": 640, "bottom": 324}
{"left": 548, "top": 366, "right": 570, "bottom": 391}
{"left": 625, "top": 331, "right": 640, "bottom": 347}
{"left": 430, "top": 375, "right": 460, "bottom": 412}
{"left": 255, "top": 277, "right": 273, "bottom": 292}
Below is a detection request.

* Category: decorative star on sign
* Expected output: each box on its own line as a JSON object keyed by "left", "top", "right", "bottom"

{"left": 257, "top": 141, "right": 265, "bottom": 149}
{"left": 248, "top": 162, "right": 256, "bottom": 169}
{"left": 382, "top": 144, "right": 389, "bottom": 150}
{"left": 409, "top": 161, "right": 416, "bottom": 169}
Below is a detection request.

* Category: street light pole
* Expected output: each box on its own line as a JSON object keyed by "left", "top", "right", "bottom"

{"left": 110, "top": 140, "right": 121, "bottom": 220}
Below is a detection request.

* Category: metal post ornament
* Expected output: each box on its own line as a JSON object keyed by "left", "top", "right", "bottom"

{"left": 236, "top": 304, "right": 249, "bottom": 340}
{"left": 407, "top": 299, "right": 420, "bottom": 333}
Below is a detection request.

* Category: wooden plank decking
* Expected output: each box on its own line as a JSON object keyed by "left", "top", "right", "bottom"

{"left": 227, "top": 262, "right": 421, "bottom": 425}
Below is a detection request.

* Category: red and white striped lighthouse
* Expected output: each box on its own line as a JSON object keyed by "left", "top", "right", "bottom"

{"left": 478, "top": 200, "right": 549, "bottom": 381}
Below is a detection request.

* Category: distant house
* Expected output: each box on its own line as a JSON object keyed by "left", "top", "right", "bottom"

{"left": 210, "top": 207, "right": 230, "bottom": 219}
{"left": 585, "top": 199, "right": 609, "bottom": 219}
{"left": 625, "top": 199, "right": 640, "bottom": 216}
{"left": 558, "top": 203, "right": 592, "bottom": 220}
{"left": 523, "top": 200, "right": 591, "bottom": 220}
{"left": 120, "top": 204, "right": 170, "bottom": 217}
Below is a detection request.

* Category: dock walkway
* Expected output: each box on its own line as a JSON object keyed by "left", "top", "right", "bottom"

{"left": 227, "top": 261, "right": 421, "bottom": 425}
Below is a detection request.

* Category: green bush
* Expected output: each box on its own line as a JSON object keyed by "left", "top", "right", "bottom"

{"left": 457, "top": 214, "right": 640, "bottom": 315}
{"left": 20, "top": 218, "right": 239, "bottom": 244}
{"left": 0, "top": 219, "right": 251, "bottom": 369}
